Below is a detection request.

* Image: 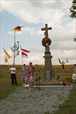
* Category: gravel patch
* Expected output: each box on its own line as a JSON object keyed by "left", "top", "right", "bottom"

{"left": 0, "top": 86, "right": 72, "bottom": 114}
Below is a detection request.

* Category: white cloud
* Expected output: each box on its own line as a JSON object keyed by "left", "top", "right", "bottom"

{"left": 23, "top": 26, "right": 42, "bottom": 36}
{"left": 1, "top": 0, "right": 75, "bottom": 65}
{"left": 41, "top": 0, "right": 56, "bottom": 5}
{"left": 1, "top": 0, "right": 72, "bottom": 24}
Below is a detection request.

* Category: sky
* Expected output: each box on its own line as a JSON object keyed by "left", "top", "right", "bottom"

{"left": 0, "top": 0, "right": 75, "bottom": 65}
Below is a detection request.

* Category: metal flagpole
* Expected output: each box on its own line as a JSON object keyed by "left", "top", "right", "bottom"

{"left": 22, "top": 56, "right": 24, "bottom": 65}
{"left": 13, "top": 31, "right": 16, "bottom": 65}
{"left": 20, "top": 47, "right": 23, "bottom": 65}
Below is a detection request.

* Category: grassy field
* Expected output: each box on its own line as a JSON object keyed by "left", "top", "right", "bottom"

{"left": 0, "top": 65, "right": 22, "bottom": 100}
{"left": 0, "top": 64, "right": 76, "bottom": 114}
{"left": 0, "top": 64, "right": 74, "bottom": 100}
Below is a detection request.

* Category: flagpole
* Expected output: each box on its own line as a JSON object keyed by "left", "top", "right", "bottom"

{"left": 22, "top": 56, "right": 24, "bottom": 65}
{"left": 21, "top": 47, "right": 23, "bottom": 65}
{"left": 7, "top": 60, "right": 10, "bottom": 69}
{"left": 13, "top": 31, "right": 16, "bottom": 65}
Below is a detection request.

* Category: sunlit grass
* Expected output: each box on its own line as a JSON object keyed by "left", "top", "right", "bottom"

{"left": 0, "top": 65, "right": 22, "bottom": 100}
{"left": 0, "top": 65, "right": 76, "bottom": 114}
{"left": 54, "top": 88, "right": 76, "bottom": 114}
{"left": 0, "top": 64, "right": 74, "bottom": 100}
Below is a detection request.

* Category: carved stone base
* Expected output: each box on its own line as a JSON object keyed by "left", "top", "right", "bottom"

{"left": 44, "top": 48, "right": 55, "bottom": 80}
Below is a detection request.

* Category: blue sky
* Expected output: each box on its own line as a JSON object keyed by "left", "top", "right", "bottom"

{"left": 0, "top": 0, "right": 75, "bottom": 65}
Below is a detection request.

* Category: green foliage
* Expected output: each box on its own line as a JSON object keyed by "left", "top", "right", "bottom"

{"left": 70, "top": 0, "right": 76, "bottom": 18}
{"left": 63, "top": 77, "right": 72, "bottom": 82}
{"left": 44, "top": 111, "right": 50, "bottom": 114}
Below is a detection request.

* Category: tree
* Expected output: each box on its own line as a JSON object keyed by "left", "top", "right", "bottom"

{"left": 70, "top": 0, "right": 76, "bottom": 38}
{"left": 70, "top": 0, "right": 76, "bottom": 18}
{"left": 69, "top": 0, "right": 76, "bottom": 39}
{"left": 70, "top": 0, "right": 76, "bottom": 66}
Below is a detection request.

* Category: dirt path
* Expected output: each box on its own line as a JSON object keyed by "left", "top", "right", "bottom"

{"left": 0, "top": 86, "right": 72, "bottom": 114}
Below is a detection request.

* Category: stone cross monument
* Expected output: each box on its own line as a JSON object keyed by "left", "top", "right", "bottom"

{"left": 41, "top": 24, "right": 53, "bottom": 80}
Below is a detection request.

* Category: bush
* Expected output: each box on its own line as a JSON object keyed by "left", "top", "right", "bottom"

{"left": 63, "top": 77, "right": 72, "bottom": 82}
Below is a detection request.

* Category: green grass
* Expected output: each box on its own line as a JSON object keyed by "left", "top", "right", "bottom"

{"left": 0, "top": 64, "right": 74, "bottom": 99}
{"left": 0, "top": 82, "right": 17, "bottom": 100}
{"left": 0, "top": 65, "right": 76, "bottom": 114}
{"left": 54, "top": 88, "right": 76, "bottom": 114}
{"left": 0, "top": 65, "right": 22, "bottom": 100}
{"left": 44, "top": 88, "right": 76, "bottom": 114}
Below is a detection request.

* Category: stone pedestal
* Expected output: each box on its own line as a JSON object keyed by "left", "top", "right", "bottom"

{"left": 44, "top": 47, "right": 54, "bottom": 80}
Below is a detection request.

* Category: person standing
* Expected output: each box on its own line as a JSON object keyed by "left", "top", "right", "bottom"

{"left": 21, "top": 64, "right": 26, "bottom": 83}
{"left": 25, "top": 64, "right": 31, "bottom": 85}
{"left": 62, "top": 61, "right": 65, "bottom": 69}
{"left": 58, "top": 58, "right": 68, "bottom": 69}
{"left": 9, "top": 65, "right": 17, "bottom": 85}
{"left": 29, "top": 62, "right": 35, "bottom": 90}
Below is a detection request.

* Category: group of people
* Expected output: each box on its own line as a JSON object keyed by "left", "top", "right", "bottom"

{"left": 9, "top": 62, "right": 40, "bottom": 90}
{"left": 21, "top": 62, "right": 35, "bottom": 90}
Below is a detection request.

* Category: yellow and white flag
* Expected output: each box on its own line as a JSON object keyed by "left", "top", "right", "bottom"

{"left": 3, "top": 48, "right": 11, "bottom": 62}
{"left": 4, "top": 57, "right": 8, "bottom": 62}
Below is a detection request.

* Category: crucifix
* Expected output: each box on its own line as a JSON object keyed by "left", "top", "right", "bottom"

{"left": 41, "top": 23, "right": 52, "bottom": 38}
{"left": 41, "top": 24, "right": 54, "bottom": 80}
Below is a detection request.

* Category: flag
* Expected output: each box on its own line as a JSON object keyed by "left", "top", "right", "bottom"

{"left": 3, "top": 48, "right": 11, "bottom": 62}
{"left": 13, "top": 26, "right": 22, "bottom": 32}
{"left": 21, "top": 52, "right": 28, "bottom": 56}
{"left": 3, "top": 48, "right": 11, "bottom": 59}
{"left": 21, "top": 51, "right": 28, "bottom": 58}
{"left": 21, "top": 48, "right": 30, "bottom": 58}
{"left": 21, "top": 48, "right": 30, "bottom": 53}
{"left": 58, "top": 58, "right": 62, "bottom": 64}
{"left": 4, "top": 57, "right": 8, "bottom": 62}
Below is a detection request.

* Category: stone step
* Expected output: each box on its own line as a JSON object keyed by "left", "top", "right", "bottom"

{"left": 23, "top": 84, "right": 72, "bottom": 88}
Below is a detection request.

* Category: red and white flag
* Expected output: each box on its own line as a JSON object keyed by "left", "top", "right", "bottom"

{"left": 21, "top": 48, "right": 30, "bottom": 53}
{"left": 21, "top": 52, "right": 27, "bottom": 56}
{"left": 21, "top": 48, "right": 30, "bottom": 58}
